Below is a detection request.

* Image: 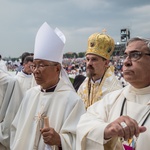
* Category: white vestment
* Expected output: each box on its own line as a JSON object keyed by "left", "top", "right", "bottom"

{"left": 0, "top": 71, "right": 23, "bottom": 149}
{"left": 77, "top": 84, "right": 150, "bottom": 150}
{"left": 15, "top": 71, "right": 36, "bottom": 95}
{"left": 0, "top": 70, "right": 16, "bottom": 122}
{"left": 11, "top": 78, "right": 85, "bottom": 150}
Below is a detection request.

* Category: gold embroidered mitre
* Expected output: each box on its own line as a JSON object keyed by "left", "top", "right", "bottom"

{"left": 86, "top": 33, "right": 115, "bottom": 60}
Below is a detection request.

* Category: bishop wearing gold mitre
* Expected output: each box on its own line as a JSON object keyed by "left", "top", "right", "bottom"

{"left": 78, "top": 31, "right": 122, "bottom": 109}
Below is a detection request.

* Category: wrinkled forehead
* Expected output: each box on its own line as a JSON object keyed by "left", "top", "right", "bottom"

{"left": 125, "top": 40, "right": 149, "bottom": 53}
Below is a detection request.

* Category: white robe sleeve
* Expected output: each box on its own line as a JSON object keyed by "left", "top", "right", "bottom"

{"left": 76, "top": 102, "right": 108, "bottom": 150}
{"left": 76, "top": 90, "right": 122, "bottom": 150}
{"left": 45, "top": 144, "right": 52, "bottom": 150}
{"left": 59, "top": 97, "right": 86, "bottom": 150}
{"left": 0, "top": 80, "right": 23, "bottom": 148}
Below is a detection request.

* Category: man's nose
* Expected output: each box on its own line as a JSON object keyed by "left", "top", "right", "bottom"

{"left": 123, "top": 57, "right": 132, "bottom": 66}
{"left": 87, "top": 59, "right": 93, "bottom": 65}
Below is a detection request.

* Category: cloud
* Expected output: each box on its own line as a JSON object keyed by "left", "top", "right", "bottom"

{"left": 0, "top": 0, "right": 150, "bottom": 57}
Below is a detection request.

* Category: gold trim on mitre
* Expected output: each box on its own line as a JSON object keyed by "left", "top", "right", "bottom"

{"left": 86, "top": 32, "right": 115, "bottom": 60}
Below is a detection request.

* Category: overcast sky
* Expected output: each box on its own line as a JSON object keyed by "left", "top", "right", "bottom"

{"left": 0, "top": 0, "right": 150, "bottom": 58}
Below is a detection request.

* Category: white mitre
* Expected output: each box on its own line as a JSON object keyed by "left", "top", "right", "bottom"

{"left": 33, "top": 22, "right": 74, "bottom": 91}
{"left": 34, "top": 22, "right": 66, "bottom": 64}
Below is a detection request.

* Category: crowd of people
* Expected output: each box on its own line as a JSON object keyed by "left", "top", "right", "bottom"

{"left": 0, "top": 21, "right": 150, "bottom": 150}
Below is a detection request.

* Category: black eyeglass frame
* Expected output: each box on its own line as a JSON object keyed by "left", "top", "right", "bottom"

{"left": 30, "top": 63, "right": 57, "bottom": 71}
{"left": 123, "top": 51, "right": 150, "bottom": 61}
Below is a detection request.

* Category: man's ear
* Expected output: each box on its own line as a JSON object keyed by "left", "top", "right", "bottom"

{"left": 22, "top": 63, "right": 26, "bottom": 67}
{"left": 105, "top": 60, "right": 110, "bottom": 67}
{"left": 56, "top": 64, "right": 61, "bottom": 73}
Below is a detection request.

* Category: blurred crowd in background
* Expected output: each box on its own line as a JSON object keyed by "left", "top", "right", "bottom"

{"left": 0, "top": 53, "right": 127, "bottom": 88}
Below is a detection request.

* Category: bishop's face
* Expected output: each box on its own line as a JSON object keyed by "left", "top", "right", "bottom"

{"left": 32, "top": 59, "right": 60, "bottom": 89}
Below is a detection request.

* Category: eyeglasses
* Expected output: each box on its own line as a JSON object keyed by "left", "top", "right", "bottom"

{"left": 123, "top": 51, "right": 150, "bottom": 61}
{"left": 30, "top": 63, "right": 57, "bottom": 71}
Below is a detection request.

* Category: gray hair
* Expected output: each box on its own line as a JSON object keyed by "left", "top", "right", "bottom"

{"left": 126, "top": 37, "right": 150, "bottom": 52}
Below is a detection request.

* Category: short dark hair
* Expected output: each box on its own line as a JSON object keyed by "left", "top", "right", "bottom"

{"left": 23, "top": 56, "right": 33, "bottom": 64}
{"left": 21, "top": 52, "right": 31, "bottom": 65}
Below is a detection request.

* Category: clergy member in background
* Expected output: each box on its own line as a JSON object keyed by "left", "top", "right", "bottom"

{"left": 0, "top": 69, "right": 23, "bottom": 150}
{"left": 16, "top": 52, "right": 31, "bottom": 74}
{"left": 77, "top": 32, "right": 122, "bottom": 109}
{"left": 0, "top": 70, "right": 15, "bottom": 122}
{"left": 15, "top": 55, "right": 37, "bottom": 95}
{"left": 10, "top": 22, "right": 85, "bottom": 150}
